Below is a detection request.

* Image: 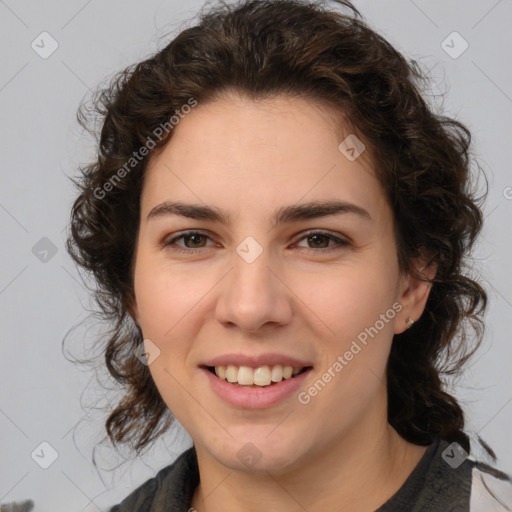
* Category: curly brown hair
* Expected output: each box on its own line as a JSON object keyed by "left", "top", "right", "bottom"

{"left": 66, "top": 0, "right": 489, "bottom": 457}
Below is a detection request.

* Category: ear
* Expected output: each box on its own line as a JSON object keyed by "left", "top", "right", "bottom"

{"left": 394, "top": 258, "right": 436, "bottom": 335}
{"left": 127, "top": 294, "right": 141, "bottom": 327}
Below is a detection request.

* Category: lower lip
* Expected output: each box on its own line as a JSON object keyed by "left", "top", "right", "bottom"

{"left": 202, "top": 367, "right": 312, "bottom": 409}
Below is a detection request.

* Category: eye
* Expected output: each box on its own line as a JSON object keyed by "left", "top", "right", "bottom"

{"left": 294, "top": 230, "right": 351, "bottom": 254}
{"left": 162, "top": 229, "right": 351, "bottom": 255}
{"left": 162, "top": 231, "right": 215, "bottom": 253}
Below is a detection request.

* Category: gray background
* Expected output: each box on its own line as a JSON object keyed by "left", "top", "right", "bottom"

{"left": 1, "top": 0, "right": 511, "bottom": 510}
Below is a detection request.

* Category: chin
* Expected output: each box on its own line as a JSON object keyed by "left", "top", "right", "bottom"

{"left": 207, "top": 429, "right": 307, "bottom": 473}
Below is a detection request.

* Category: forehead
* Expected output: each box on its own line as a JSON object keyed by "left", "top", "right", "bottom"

{"left": 141, "top": 94, "right": 389, "bottom": 224}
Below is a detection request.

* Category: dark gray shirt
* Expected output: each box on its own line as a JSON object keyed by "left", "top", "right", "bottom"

{"left": 109, "top": 438, "right": 512, "bottom": 511}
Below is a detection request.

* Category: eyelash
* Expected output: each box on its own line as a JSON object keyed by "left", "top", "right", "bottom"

{"left": 162, "top": 230, "right": 351, "bottom": 255}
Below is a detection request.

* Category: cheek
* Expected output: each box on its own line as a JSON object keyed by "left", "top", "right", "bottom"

{"left": 133, "top": 259, "right": 202, "bottom": 415}
{"left": 295, "top": 260, "right": 399, "bottom": 339}
{"left": 133, "top": 255, "right": 207, "bottom": 339}
{"left": 295, "top": 261, "right": 400, "bottom": 407}
{"left": 299, "top": 265, "right": 397, "bottom": 420}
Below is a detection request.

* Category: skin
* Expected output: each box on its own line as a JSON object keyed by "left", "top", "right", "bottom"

{"left": 131, "top": 93, "right": 435, "bottom": 511}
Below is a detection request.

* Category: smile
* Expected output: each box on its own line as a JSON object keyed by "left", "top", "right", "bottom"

{"left": 201, "top": 364, "right": 313, "bottom": 409}
{"left": 209, "top": 364, "right": 309, "bottom": 387}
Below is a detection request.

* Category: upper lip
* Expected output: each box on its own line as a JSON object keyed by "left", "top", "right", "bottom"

{"left": 202, "top": 353, "right": 313, "bottom": 368}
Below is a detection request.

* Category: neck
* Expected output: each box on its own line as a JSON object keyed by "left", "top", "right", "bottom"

{"left": 191, "top": 417, "right": 427, "bottom": 512}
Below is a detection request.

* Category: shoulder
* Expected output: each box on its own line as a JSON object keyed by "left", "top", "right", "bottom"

{"left": 434, "top": 439, "right": 512, "bottom": 511}
{"left": 469, "top": 462, "right": 512, "bottom": 511}
{"left": 108, "top": 446, "right": 199, "bottom": 512}
{"left": 379, "top": 437, "right": 512, "bottom": 511}
{"left": 435, "top": 440, "right": 512, "bottom": 511}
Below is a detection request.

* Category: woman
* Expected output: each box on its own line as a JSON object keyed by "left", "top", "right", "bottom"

{"left": 66, "top": 0, "right": 512, "bottom": 510}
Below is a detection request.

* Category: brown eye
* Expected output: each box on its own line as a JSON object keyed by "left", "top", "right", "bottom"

{"left": 182, "top": 233, "right": 208, "bottom": 248}
{"left": 307, "top": 234, "right": 331, "bottom": 248}
{"left": 163, "top": 231, "right": 215, "bottom": 253}
{"left": 294, "top": 230, "right": 350, "bottom": 254}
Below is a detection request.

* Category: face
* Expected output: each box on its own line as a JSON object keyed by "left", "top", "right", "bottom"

{"left": 131, "top": 93, "right": 429, "bottom": 473}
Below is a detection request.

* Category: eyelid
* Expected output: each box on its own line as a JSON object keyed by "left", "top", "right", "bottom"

{"left": 292, "top": 229, "right": 350, "bottom": 246}
{"left": 162, "top": 229, "right": 216, "bottom": 249}
{"left": 162, "top": 229, "right": 351, "bottom": 253}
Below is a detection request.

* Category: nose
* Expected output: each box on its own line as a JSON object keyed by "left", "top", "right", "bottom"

{"left": 215, "top": 249, "right": 293, "bottom": 334}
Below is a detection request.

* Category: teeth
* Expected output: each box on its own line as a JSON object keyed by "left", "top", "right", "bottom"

{"left": 237, "top": 366, "right": 254, "bottom": 385}
{"left": 213, "top": 364, "right": 305, "bottom": 386}
{"left": 271, "top": 364, "right": 283, "bottom": 382}
{"left": 253, "top": 366, "right": 271, "bottom": 386}
{"left": 225, "top": 365, "right": 238, "bottom": 383}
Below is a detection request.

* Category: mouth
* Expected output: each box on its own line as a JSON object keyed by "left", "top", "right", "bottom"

{"left": 201, "top": 363, "right": 313, "bottom": 409}
{"left": 199, "top": 354, "right": 314, "bottom": 408}
{"left": 202, "top": 364, "right": 312, "bottom": 387}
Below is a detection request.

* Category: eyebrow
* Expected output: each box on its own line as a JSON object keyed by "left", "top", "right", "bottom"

{"left": 146, "top": 199, "right": 372, "bottom": 225}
